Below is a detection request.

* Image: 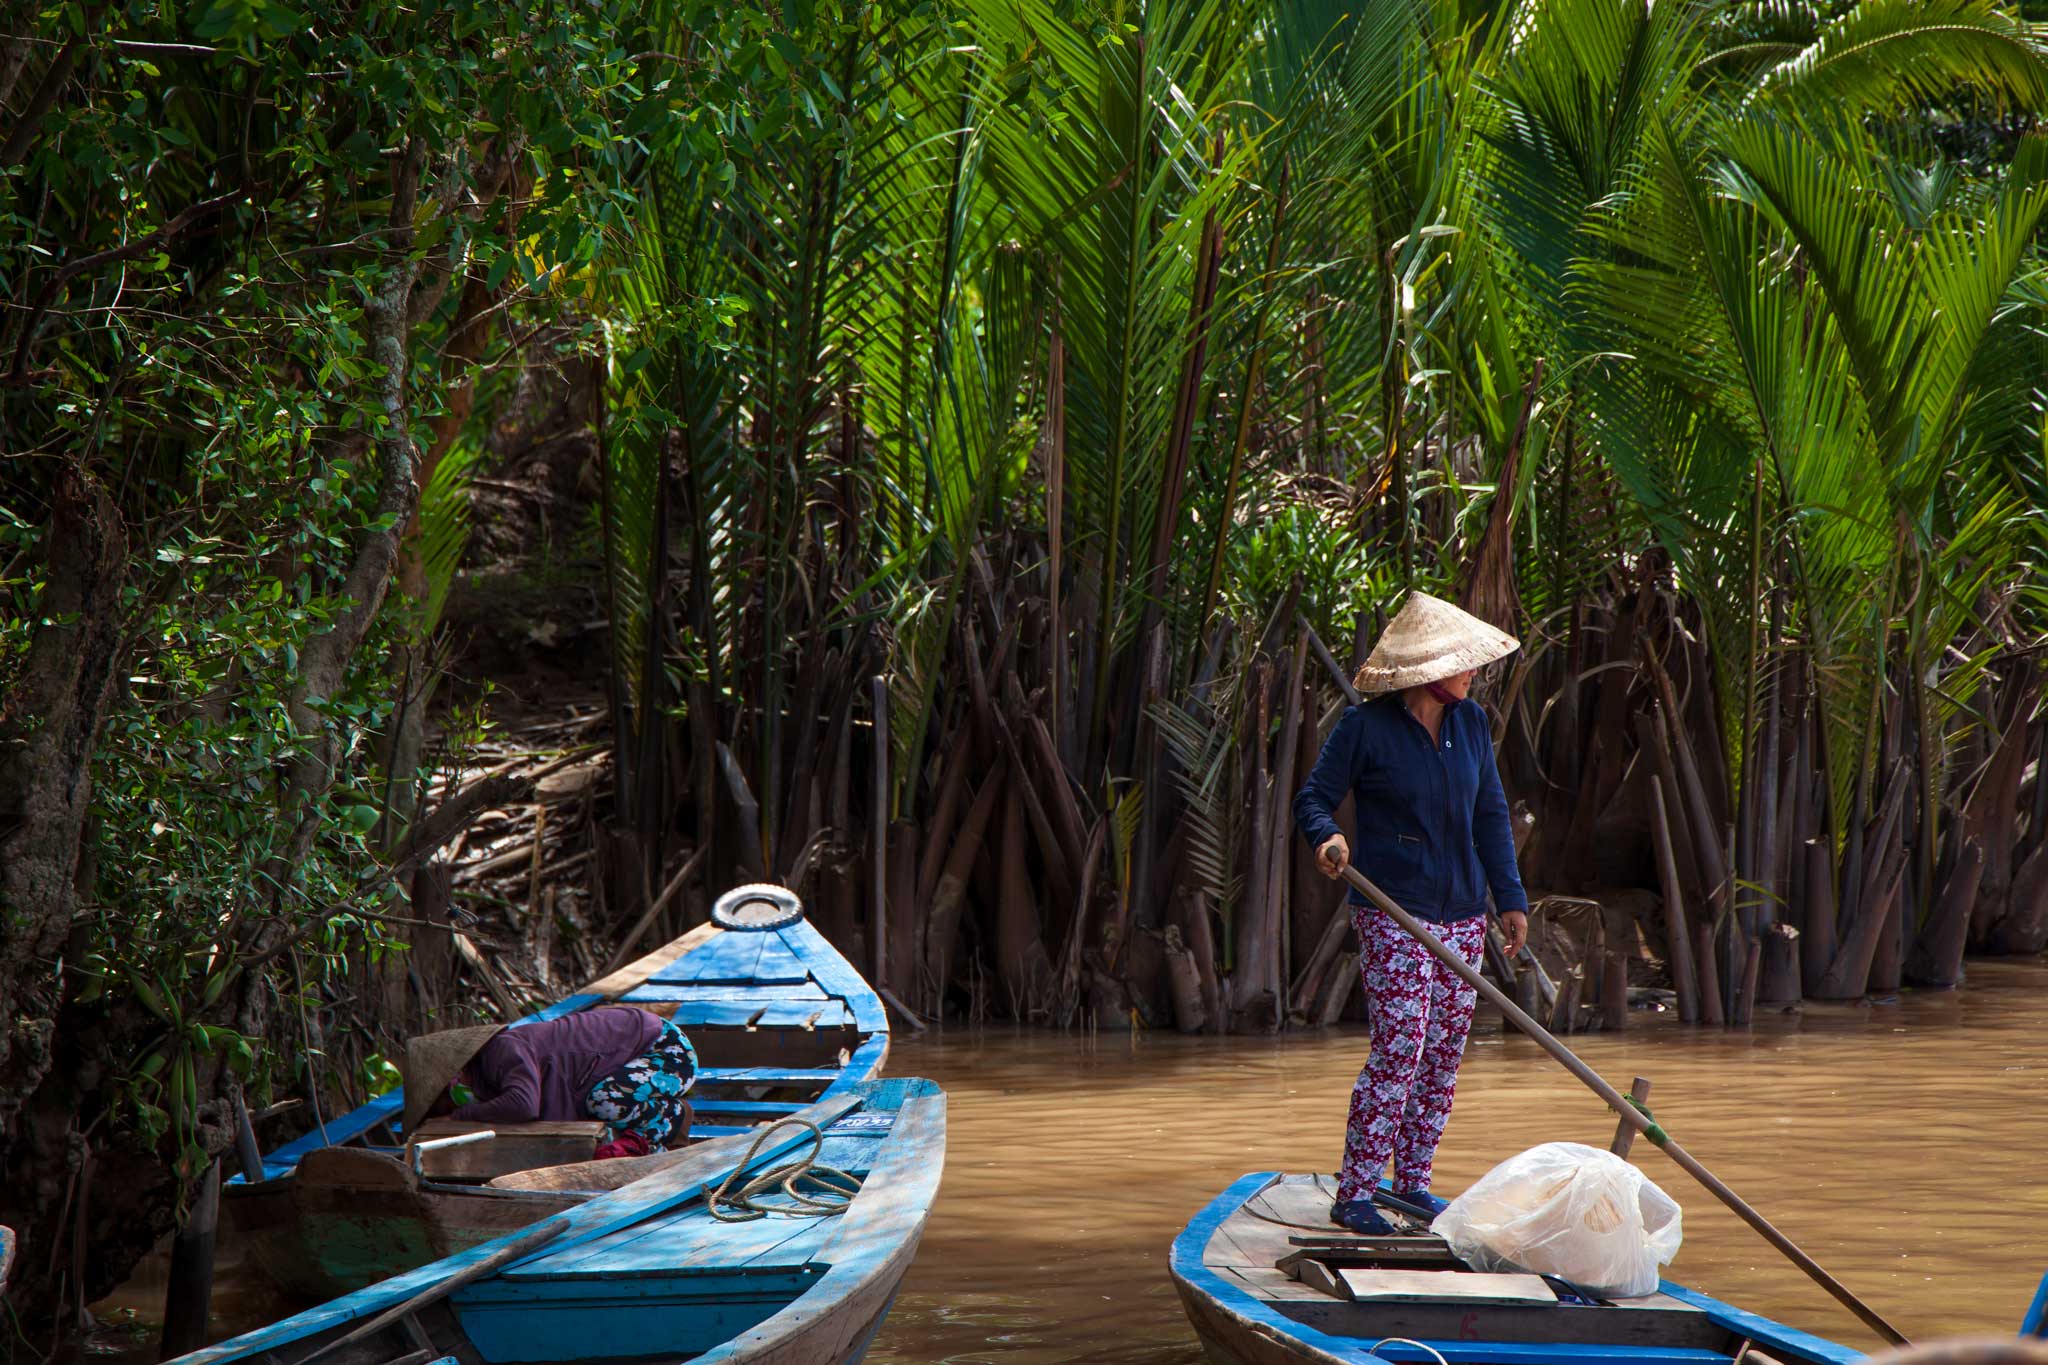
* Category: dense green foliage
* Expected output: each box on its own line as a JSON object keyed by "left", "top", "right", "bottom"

{"left": 5, "top": 0, "right": 2048, "bottom": 1337}
{"left": 0, "top": 0, "right": 658, "bottom": 1330}
{"left": 589, "top": 0, "right": 2048, "bottom": 1019}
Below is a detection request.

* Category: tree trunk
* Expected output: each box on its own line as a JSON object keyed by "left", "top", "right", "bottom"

{"left": 0, "top": 471, "right": 136, "bottom": 1335}
{"left": 1987, "top": 840, "right": 2048, "bottom": 957}
{"left": 921, "top": 764, "right": 1007, "bottom": 1007}
{"left": 0, "top": 468, "right": 128, "bottom": 1133}
{"left": 1904, "top": 837, "right": 1981, "bottom": 987}
{"left": 1757, "top": 922, "right": 1801, "bottom": 1005}
{"left": 994, "top": 780, "right": 1054, "bottom": 1013}
{"left": 1964, "top": 687, "right": 2031, "bottom": 947}
{"left": 1164, "top": 923, "right": 1208, "bottom": 1033}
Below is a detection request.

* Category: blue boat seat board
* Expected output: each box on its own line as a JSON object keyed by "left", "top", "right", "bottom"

{"left": 487, "top": 1195, "right": 856, "bottom": 1293}
{"left": 749, "top": 935, "right": 817, "bottom": 986}
{"left": 696, "top": 1066, "right": 841, "bottom": 1085}
{"left": 625, "top": 982, "right": 833, "bottom": 1005}
{"left": 647, "top": 931, "right": 814, "bottom": 987}
{"left": 623, "top": 997, "right": 858, "bottom": 1030}
{"left": 657, "top": 930, "right": 766, "bottom": 984}
{"left": 688, "top": 1099, "right": 807, "bottom": 1117}
{"left": 688, "top": 1124, "right": 753, "bottom": 1139}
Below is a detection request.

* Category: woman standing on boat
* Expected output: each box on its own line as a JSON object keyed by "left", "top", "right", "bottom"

{"left": 1293, "top": 591, "right": 1529, "bottom": 1236}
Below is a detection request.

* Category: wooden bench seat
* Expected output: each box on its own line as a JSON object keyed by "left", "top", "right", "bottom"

{"left": 407, "top": 1119, "right": 603, "bottom": 1181}
{"left": 695, "top": 1066, "right": 841, "bottom": 1085}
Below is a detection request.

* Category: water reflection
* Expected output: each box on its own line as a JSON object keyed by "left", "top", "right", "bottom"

{"left": 867, "top": 959, "right": 2048, "bottom": 1364}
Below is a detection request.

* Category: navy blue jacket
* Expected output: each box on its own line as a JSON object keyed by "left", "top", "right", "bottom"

{"left": 1293, "top": 694, "right": 1528, "bottom": 923}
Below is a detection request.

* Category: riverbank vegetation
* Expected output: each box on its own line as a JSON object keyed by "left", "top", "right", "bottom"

{"left": 5, "top": 0, "right": 2048, "bottom": 1341}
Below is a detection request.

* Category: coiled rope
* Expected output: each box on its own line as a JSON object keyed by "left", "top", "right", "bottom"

{"left": 707, "top": 1117, "right": 863, "bottom": 1222}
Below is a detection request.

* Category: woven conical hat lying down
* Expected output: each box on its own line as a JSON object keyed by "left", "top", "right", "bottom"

{"left": 1352, "top": 590, "right": 1520, "bottom": 694}
{"left": 401, "top": 1023, "right": 505, "bottom": 1138}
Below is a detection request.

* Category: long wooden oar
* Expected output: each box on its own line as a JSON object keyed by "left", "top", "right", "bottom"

{"left": 1337, "top": 862, "right": 1909, "bottom": 1348}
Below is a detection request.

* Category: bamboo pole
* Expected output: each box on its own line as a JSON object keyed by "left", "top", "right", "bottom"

{"left": 1610, "top": 1077, "right": 1652, "bottom": 1158}
{"left": 870, "top": 676, "right": 888, "bottom": 992}
{"left": 1337, "top": 862, "right": 1908, "bottom": 1348}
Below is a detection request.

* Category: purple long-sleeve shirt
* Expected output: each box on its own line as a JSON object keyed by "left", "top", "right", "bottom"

{"left": 452, "top": 1006, "right": 663, "bottom": 1124}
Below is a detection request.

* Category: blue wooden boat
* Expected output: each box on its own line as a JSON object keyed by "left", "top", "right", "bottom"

{"left": 1172, "top": 1172, "right": 2044, "bottom": 1364}
{"left": 179, "top": 1074, "right": 944, "bottom": 1365}
{"left": 225, "top": 885, "right": 891, "bottom": 1300}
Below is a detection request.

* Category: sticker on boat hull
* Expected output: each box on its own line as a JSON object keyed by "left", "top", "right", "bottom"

{"left": 826, "top": 1113, "right": 896, "bottom": 1135}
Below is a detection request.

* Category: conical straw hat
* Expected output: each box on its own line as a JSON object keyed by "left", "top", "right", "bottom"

{"left": 401, "top": 1023, "right": 504, "bottom": 1137}
{"left": 1352, "top": 590, "right": 1521, "bottom": 694}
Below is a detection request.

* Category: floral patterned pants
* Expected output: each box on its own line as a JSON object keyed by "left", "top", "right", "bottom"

{"left": 1335, "top": 908, "right": 1487, "bottom": 1202}
{"left": 585, "top": 1019, "right": 700, "bottom": 1148}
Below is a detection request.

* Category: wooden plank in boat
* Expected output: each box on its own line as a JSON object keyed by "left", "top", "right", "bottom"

{"left": 750, "top": 935, "right": 818, "bottom": 987}
{"left": 1215, "top": 1265, "right": 1333, "bottom": 1304}
{"left": 1217, "top": 1206, "right": 1305, "bottom": 1268}
{"left": 501, "top": 1205, "right": 835, "bottom": 1279}
{"left": 680, "top": 1020, "right": 864, "bottom": 1071}
{"left": 1244, "top": 1173, "right": 1342, "bottom": 1228}
{"left": 1334, "top": 1268, "right": 1559, "bottom": 1306}
{"left": 585, "top": 922, "right": 723, "bottom": 999}
{"left": 697, "top": 1066, "right": 840, "bottom": 1085}
{"left": 1275, "top": 1243, "right": 1460, "bottom": 1278}
{"left": 625, "top": 998, "right": 856, "bottom": 1030}
{"left": 647, "top": 930, "right": 768, "bottom": 986}
{"left": 1200, "top": 1219, "right": 1271, "bottom": 1271}
{"left": 625, "top": 982, "right": 831, "bottom": 1004}
{"left": 777, "top": 920, "right": 887, "bottom": 1034}
{"left": 504, "top": 1127, "right": 881, "bottom": 1282}
{"left": 408, "top": 1120, "right": 602, "bottom": 1180}
{"left": 689, "top": 1099, "right": 806, "bottom": 1117}
{"left": 1285, "top": 1233, "right": 1453, "bottom": 1254}
{"left": 1291, "top": 1257, "right": 1348, "bottom": 1299}
{"left": 519, "top": 991, "right": 607, "bottom": 1024}
{"left": 246, "top": 1091, "right": 403, "bottom": 1177}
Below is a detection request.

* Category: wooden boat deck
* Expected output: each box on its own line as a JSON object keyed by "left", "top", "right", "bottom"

{"left": 1172, "top": 1174, "right": 1866, "bottom": 1365}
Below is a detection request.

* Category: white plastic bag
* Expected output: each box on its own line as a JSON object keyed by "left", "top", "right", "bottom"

{"left": 1432, "top": 1141, "right": 1683, "bottom": 1298}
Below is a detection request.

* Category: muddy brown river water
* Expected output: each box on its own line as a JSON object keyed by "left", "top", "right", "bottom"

{"left": 99, "top": 959, "right": 2048, "bottom": 1362}
{"left": 865, "top": 960, "right": 2048, "bottom": 1363}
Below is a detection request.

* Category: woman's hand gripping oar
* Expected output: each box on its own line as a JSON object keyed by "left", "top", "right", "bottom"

{"left": 1335, "top": 861, "right": 1910, "bottom": 1349}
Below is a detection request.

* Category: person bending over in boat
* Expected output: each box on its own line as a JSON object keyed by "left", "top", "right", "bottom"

{"left": 1293, "top": 590, "right": 1529, "bottom": 1237}
{"left": 402, "top": 1006, "right": 699, "bottom": 1160}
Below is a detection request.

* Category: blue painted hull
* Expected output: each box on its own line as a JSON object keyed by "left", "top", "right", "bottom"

{"left": 179, "top": 1076, "right": 946, "bottom": 1365}
{"left": 1172, "top": 1173, "right": 1897, "bottom": 1365}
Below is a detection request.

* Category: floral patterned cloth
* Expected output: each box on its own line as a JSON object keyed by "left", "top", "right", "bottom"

{"left": 584, "top": 1018, "right": 700, "bottom": 1148}
{"left": 1335, "top": 908, "right": 1488, "bottom": 1202}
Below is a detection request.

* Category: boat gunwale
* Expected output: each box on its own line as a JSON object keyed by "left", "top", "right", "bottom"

{"left": 1169, "top": 1173, "right": 1867, "bottom": 1365}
